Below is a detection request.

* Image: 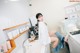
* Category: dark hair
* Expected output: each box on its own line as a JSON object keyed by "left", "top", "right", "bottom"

{"left": 36, "top": 13, "right": 43, "bottom": 19}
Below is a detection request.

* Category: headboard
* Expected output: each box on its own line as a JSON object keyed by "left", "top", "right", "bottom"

{"left": 3, "top": 22, "right": 29, "bottom": 53}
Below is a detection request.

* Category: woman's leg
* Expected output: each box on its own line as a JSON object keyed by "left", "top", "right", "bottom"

{"left": 50, "top": 37, "right": 59, "bottom": 48}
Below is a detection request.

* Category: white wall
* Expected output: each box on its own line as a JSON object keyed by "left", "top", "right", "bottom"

{"left": 0, "top": 0, "right": 31, "bottom": 52}
{"left": 30, "top": 0, "right": 78, "bottom": 31}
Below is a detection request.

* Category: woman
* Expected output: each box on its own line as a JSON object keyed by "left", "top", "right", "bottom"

{"left": 36, "top": 13, "right": 59, "bottom": 48}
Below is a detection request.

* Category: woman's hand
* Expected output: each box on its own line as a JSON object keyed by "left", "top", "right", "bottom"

{"left": 64, "top": 35, "right": 68, "bottom": 42}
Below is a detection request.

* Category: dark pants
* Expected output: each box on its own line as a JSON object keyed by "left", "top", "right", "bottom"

{"left": 52, "top": 32, "right": 70, "bottom": 53}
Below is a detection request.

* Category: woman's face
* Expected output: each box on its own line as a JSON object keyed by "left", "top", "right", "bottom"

{"left": 38, "top": 15, "right": 43, "bottom": 21}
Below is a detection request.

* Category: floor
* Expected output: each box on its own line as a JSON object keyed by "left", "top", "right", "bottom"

{"left": 24, "top": 40, "right": 70, "bottom": 53}
{"left": 58, "top": 46, "right": 69, "bottom": 53}
{"left": 51, "top": 43, "right": 70, "bottom": 53}
{"left": 24, "top": 40, "right": 50, "bottom": 53}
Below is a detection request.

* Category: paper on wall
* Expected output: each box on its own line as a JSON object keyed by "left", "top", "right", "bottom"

{"left": 7, "top": 32, "right": 13, "bottom": 39}
{"left": 65, "top": 7, "right": 76, "bottom": 14}
{"left": 75, "top": 4, "right": 80, "bottom": 11}
{"left": 12, "top": 29, "right": 19, "bottom": 38}
{"left": 19, "top": 28, "right": 23, "bottom": 33}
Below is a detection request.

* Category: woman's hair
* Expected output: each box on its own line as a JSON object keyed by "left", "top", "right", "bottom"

{"left": 35, "top": 13, "right": 43, "bottom": 30}
{"left": 36, "top": 13, "right": 43, "bottom": 19}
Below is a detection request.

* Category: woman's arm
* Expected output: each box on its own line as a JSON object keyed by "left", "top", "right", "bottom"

{"left": 49, "top": 31, "right": 56, "bottom": 37}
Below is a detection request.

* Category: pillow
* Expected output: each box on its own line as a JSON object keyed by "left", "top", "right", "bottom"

{"left": 67, "top": 24, "right": 79, "bottom": 32}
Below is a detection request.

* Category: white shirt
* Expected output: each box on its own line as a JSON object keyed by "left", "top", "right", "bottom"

{"left": 38, "top": 22, "right": 51, "bottom": 45}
